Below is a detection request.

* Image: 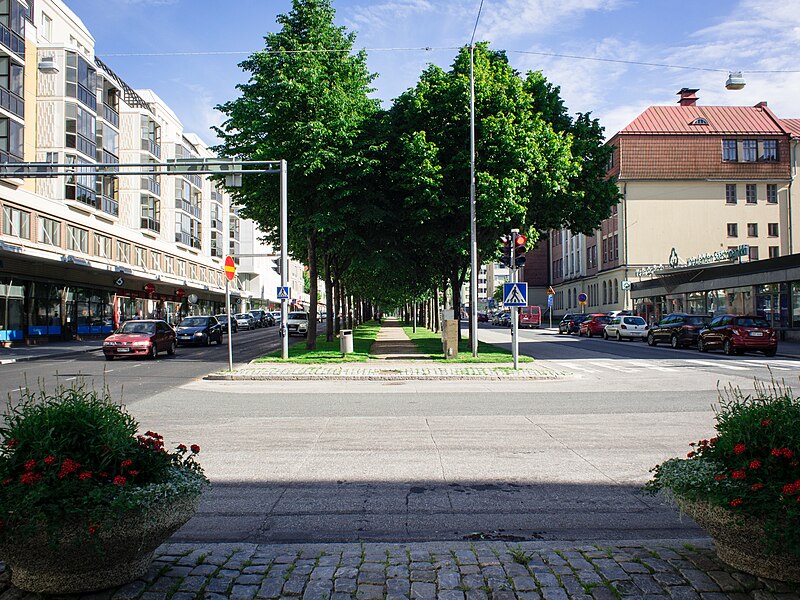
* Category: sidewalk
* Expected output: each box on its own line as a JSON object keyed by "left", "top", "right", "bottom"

{"left": 370, "top": 318, "right": 427, "bottom": 360}
{"left": 0, "top": 339, "right": 102, "bottom": 364}
{"left": 1, "top": 538, "right": 795, "bottom": 599}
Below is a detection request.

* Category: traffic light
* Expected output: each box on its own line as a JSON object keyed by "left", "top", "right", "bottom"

{"left": 271, "top": 258, "right": 281, "bottom": 275}
{"left": 499, "top": 236, "right": 511, "bottom": 267}
{"left": 513, "top": 233, "right": 527, "bottom": 268}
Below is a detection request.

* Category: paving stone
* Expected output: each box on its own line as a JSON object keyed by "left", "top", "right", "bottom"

{"left": 148, "top": 577, "right": 179, "bottom": 592}
{"left": 203, "top": 594, "right": 230, "bottom": 600}
{"left": 139, "top": 593, "right": 167, "bottom": 600}
{"left": 191, "top": 564, "right": 219, "bottom": 577}
{"left": 631, "top": 574, "right": 667, "bottom": 595}
{"left": 335, "top": 566, "right": 359, "bottom": 579}
{"left": 205, "top": 577, "right": 234, "bottom": 594}
{"left": 480, "top": 566, "right": 505, "bottom": 579}
{"left": 750, "top": 593, "right": 778, "bottom": 600}
{"left": 464, "top": 591, "right": 488, "bottom": 600}
{"left": 111, "top": 580, "right": 147, "bottom": 600}
{"left": 230, "top": 585, "right": 259, "bottom": 600}
{"left": 167, "top": 566, "right": 194, "bottom": 578}
{"left": 699, "top": 594, "right": 730, "bottom": 600}
{"left": 257, "top": 578, "right": 284, "bottom": 599}
{"left": 318, "top": 555, "right": 340, "bottom": 566}
{"left": 410, "top": 581, "right": 437, "bottom": 599}
{"left": 361, "top": 561, "right": 386, "bottom": 572}
{"left": 388, "top": 565, "right": 410, "bottom": 578}
{"left": 437, "top": 592, "right": 465, "bottom": 600}
{"left": 654, "top": 572, "right": 688, "bottom": 587}
{"left": 679, "top": 569, "right": 720, "bottom": 592}
{"left": 614, "top": 580, "right": 644, "bottom": 597}
{"left": 512, "top": 576, "right": 538, "bottom": 591}
{"left": 238, "top": 574, "right": 267, "bottom": 585}
{"left": 620, "top": 561, "right": 650, "bottom": 574}
{"left": 357, "top": 584, "right": 385, "bottom": 599}
{"left": 387, "top": 578, "right": 411, "bottom": 596}
{"left": 358, "top": 569, "right": 386, "bottom": 585}
{"left": 179, "top": 576, "right": 208, "bottom": 592}
{"left": 310, "top": 566, "right": 337, "bottom": 580}
{"left": 492, "top": 592, "right": 516, "bottom": 600}
{"left": 410, "top": 551, "right": 431, "bottom": 562}
{"left": 438, "top": 571, "right": 461, "bottom": 589}
{"left": 664, "top": 586, "right": 700, "bottom": 600}
{"left": 761, "top": 579, "right": 799, "bottom": 593}
{"left": 411, "top": 570, "right": 436, "bottom": 583}
{"left": 589, "top": 587, "right": 618, "bottom": 600}
{"left": 534, "top": 573, "right": 560, "bottom": 588}
{"left": 575, "top": 570, "right": 602, "bottom": 584}
{"left": 462, "top": 574, "right": 485, "bottom": 590}
{"left": 456, "top": 552, "right": 478, "bottom": 565}
{"left": 517, "top": 593, "right": 543, "bottom": 600}
{"left": 303, "top": 580, "right": 333, "bottom": 600}
{"left": 504, "top": 563, "right": 530, "bottom": 577}
{"left": 293, "top": 565, "right": 314, "bottom": 577}
{"left": 282, "top": 577, "right": 308, "bottom": 596}
{"left": 459, "top": 565, "right": 480, "bottom": 576}
{"left": 169, "top": 593, "right": 196, "bottom": 600}
{"left": 332, "top": 594, "right": 355, "bottom": 600}
{"left": 334, "top": 578, "right": 357, "bottom": 593}
{"left": 244, "top": 565, "right": 271, "bottom": 575}
{"left": 643, "top": 559, "right": 674, "bottom": 573}
{"left": 540, "top": 589, "right": 568, "bottom": 600}
{"left": 220, "top": 569, "right": 243, "bottom": 578}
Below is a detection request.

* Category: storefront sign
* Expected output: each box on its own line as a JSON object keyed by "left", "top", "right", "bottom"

{"left": 114, "top": 277, "right": 124, "bottom": 287}
{"left": 143, "top": 283, "right": 156, "bottom": 294}
{"left": 635, "top": 245, "right": 749, "bottom": 278}
{"left": 175, "top": 288, "right": 186, "bottom": 299}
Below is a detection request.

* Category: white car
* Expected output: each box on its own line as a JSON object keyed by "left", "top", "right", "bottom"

{"left": 604, "top": 315, "right": 648, "bottom": 341}
{"left": 286, "top": 312, "right": 309, "bottom": 337}
{"left": 234, "top": 313, "right": 254, "bottom": 331}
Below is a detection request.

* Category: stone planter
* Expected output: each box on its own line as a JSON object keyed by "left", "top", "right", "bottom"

{"left": 676, "top": 496, "right": 800, "bottom": 582}
{"left": 0, "top": 493, "right": 200, "bottom": 593}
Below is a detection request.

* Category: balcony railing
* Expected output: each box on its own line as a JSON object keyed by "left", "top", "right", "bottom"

{"left": 66, "top": 183, "right": 98, "bottom": 208}
{"left": 175, "top": 198, "right": 201, "bottom": 219}
{"left": 67, "top": 133, "right": 97, "bottom": 160}
{"left": 77, "top": 84, "right": 97, "bottom": 111}
{"left": 141, "top": 176, "right": 160, "bottom": 196}
{"left": 102, "top": 149, "right": 119, "bottom": 165}
{"left": 0, "top": 23, "right": 24, "bottom": 59}
{"left": 141, "top": 139, "right": 161, "bottom": 158}
{"left": 102, "top": 104, "right": 119, "bottom": 127}
{"left": 0, "top": 87, "right": 23, "bottom": 118}
{"left": 0, "top": 148, "right": 22, "bottom": 164}
{"left": 186, "top": 174, "right": 202, "bottom": 189}
{"left": 100, "top": 196, "right": 119, "bottom": 217}
{"left": 141, "top": 217, "right": 160, "bottom": 233}
{"left": 175, "top": 231, "right": 201, "bottom": 250}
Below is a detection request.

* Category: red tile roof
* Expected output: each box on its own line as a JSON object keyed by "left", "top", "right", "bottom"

{"left": 782, "top": 119, "right": 800, "bottom": 138}
{"left": 621, "top": 105, "right": 787, "bottom": 135}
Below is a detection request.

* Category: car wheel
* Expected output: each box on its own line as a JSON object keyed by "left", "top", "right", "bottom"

{"left": 616, "top": 331, "right": 622, "bottom": 341}
{"left": 697, "top": 338, "right": 707, "bottom": 353}
{"left": 587, "top": 329, "right": 593, "bottom": 338}
{"left": 723, "top": 339, "right": 735, "bottom": 356}
{"left": 167, "top": 341, "right": 176, "bottom": 356}
{"left": 105, "top": 355, "right": 114, "bottom": 361}
{"left": 670, "top": 334, "right": 680, "bottom": 349}
{"left": 149, "top": 344, "right": 158, "bottom": 360}
{"left": 647, "top": 332, "right": 656, "bottom": 346}
{"left": 603, "top": 331, "right": 608, "bottom": 340}
{"left": 764, "top": 348, "right": 777, "bottom": 357}
{"left": 204, "top": 335, "right": 211, "bottom": 347}
{"left": 217, "top": 333, "right": 223, "bottom": 345}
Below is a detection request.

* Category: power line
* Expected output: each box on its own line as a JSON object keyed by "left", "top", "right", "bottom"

{"left": 470, "top": 0, "right": 486, "bottom": 47}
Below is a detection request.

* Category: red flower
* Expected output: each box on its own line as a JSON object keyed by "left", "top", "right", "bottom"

{"left": 113, "top": 475, "right": 126, "bottom": 486}
{"left": 6, "top": 439, "right": 17, "bottom": 448}
{"left": 20, "top": 472, "right": 42, "bottom": 485}
{"left": 749, "top": 460, "right": 762, "bottom": 470}
{"left": 714, "top": 475, "right": 727, "bottom": 481}
{"left": 772, "top": 448, "right": 794, "bottom": 459}
{"left": 177, "top": 444, "right": 187, "bottom": 452}
{"left": 120, "top": 459, "right": 133, "bottom": 468}
{"left": 730, "top": 498, "right": 743, "bottom": 508}
{"left": 687, "top": 452, "right": 695, "bottom": 458}
{"left": 59, "top": 458, "right": 81, "bottom": 479}
{"left": 734, "top": 444, "right": 746, "bottom": 455}
{"left": 23, "top": 459, "right": 36, "bottom": 471}
{"left": 88, "top": 525, "right": 98, "bottom": 535}
{"left": 190, "top": 444, "right": 200, "bottom": 454}
{"left": 78, "top": 471, "right": 93, "bottom": 481}
{"left": 128, "top": 470, "right": 139, "bottom": 476}
{"left": 782, "top": 481, "right": 800, "bottom": 495}
{"left": 750, "top": 483, "right": 765, "bottom": 491}
{"left": 732, "top": 470, "right": 746, "bottom": 480}
{"left": 709, "top": 437, "right": 718, "bottom": 445}
{"left": 761, "top": 419, "right": 773, "bottom": 427}
{"left": 99, "top": 472, "right": 108, "bottom": 479}
{"left": 2, "top": 479, "right": 11, "bottom": 485}
{"left": 44, "top": 455, "right": 56, "bottom": 465}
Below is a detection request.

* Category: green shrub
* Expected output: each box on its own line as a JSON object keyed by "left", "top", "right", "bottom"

{"left": 0, "top": 384, "right": 207, "bottom": 543}
{"left": 646, "top": 380, "right": 800, "bottom": 556}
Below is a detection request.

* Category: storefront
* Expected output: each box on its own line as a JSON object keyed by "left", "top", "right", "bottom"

{"left": 631, "top": 253, "right": 800, "bottom": 338}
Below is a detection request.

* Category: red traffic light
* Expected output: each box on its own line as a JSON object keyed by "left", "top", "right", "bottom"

{"left": 515, "top": 234, "right": 527, "bottom": 246}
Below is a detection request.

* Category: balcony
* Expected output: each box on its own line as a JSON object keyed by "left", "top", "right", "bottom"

{"left": 175, "top": 231, "right": 201, "bottom": 250}
{"left": 102, "top": 150, "right": 119, "bottom": 165}
{"left": 141, "top": 217, "right": 161, "bottom": 233}
{"left": 76, "top": 83, "right": 97, "bottom": 112}
{"left": 66, "top": 183, "right": 98, "bottom": 209}
{"left": 175, "top": 198, "right": 201, "bottom": 219}
{"left": 0, "top": 148, "right": 22, "bottom": 164}
{"left": 141, "top": 139, "right": 161, "bottom": 159}
{"left": 186, "top": 174, "right": 202, "bottom": 189}
{"left": 102, "top": 104, "right": 119, "bottom": 128}
{"left": 141, "top": 176, "right": 160, "bottom": 196}
{"left": 100, "top": 196, "right": 119, "bottom": 217}
{"left": 0, "top": 23, "right": 24, "bottom": 59}
{"left": 67, "top": 133, "right": 97, "bottom": 160}
{"left": 0, "top": 87, "right": 23, "bottom": 119}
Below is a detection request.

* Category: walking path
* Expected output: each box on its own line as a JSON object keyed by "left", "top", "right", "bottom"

{"left": 370, "top": 319, "right": 427, "bottom": 360}
{"left": 2, "top": 539, "right": 796, "bottom": 599}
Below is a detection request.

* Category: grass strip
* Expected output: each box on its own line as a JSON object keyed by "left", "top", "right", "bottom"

{"left": 402, "top": 325, "right": 533, "bottom": 363}
{"left": 254, "top": 320, "right": 381, "bottom": 363}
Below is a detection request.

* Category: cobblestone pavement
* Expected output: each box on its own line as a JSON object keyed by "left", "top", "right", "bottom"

{"left": 1, "top": 540, "right": 797, "bottom": 599}
{"left": 206, "top": 362, "right": 567, "bottom": 381}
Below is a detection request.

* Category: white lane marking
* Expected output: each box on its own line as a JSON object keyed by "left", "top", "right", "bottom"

{"left": 588, "top": 361, "right": 637, "bottom": 373}
{"left": 550, "top": 361, "right": 599, "bottom": 373}
{"left": 626, "top": 360, "right": 678, "bottom": 372}
{"left": 686, "top": 359, "right": 749, "bottom": 371}
{"left": 63, "top": 377, "right": 76, "bottom": 382}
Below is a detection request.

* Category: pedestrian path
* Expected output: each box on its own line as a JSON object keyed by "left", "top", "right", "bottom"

{"left": 370, "top": 318, "right": 428, "bottom": 360}
{"left": 2, "top": 539, "right": 795, "bottom": 599}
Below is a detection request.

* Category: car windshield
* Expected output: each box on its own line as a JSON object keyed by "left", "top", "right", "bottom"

{"left": 594, "top": 316, "right": 610, "bottom": 323}
{"left": 623, "top": 317, "right": 646, "bottom": 325}
{"left": 288, "top": 312, "right": 308, "bottom": 320}
{"left": 686, "top": 315, "right": 710, "bottom": 326}
{"left": 573, "top": 315, "right": 588, "bottom": 322}
{"left": 236, "top": 314, "right": 249, "bottom": 319}
{"left": 735, "top": 317, "right": 771, "bottom": 328}
{"left": 181, "top": 317, "right": 209, "bottom": 327}
{"left": 119, "top": 322, "right": 155, "bottom": 335}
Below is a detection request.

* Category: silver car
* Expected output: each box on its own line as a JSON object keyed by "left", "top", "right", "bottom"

{"left": 234, "top": 313, "right": 254, "bottom": 331}
{"left": 604, "top": 315, "right": 648, "bottom": 341}
{"left": 286, "top": 312, "right": 308, "bottom": 337}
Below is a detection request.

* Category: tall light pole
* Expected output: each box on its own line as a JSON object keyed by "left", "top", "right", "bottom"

{"left": 469, "top": 44, "right": 479, "bottom": 357}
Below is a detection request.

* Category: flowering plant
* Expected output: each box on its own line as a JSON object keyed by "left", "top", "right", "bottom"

{"left": 0, "top": 385, "right": 207, "bottom": 546}
{"left": 646, "top": 380, "right": 800, "bottom": 556}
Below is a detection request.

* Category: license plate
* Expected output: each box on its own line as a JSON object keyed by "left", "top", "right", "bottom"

{"left": 750, "top": 332, "right": 764, "bottom": 337}
{"left": 117, "top": 348, "right": 130, "bottom": 353}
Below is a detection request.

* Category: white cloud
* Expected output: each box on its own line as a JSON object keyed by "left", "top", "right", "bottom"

{"left": 116, "top": 0, "right": 179, "bottom": 4}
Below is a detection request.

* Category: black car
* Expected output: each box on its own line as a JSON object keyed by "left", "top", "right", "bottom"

{"left": 176, "top": 315, "right": 223, "bottom": 346}
{"left": 558, "top": 313, "right": 588, "bottom": 334}
{"left": 250, "top": 309, "right": 275, "bottom": 327}
{"left": 215, "top": 314, "right": 238, "bottom": 334}
{"left": 647, "top": 313, "right": 711, "bottom": 348}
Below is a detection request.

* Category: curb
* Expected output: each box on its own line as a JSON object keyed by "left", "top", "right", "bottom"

{"left": 206, "top": 372, "right": 564, "bottom": 381}
{"left": 0, "top": 346, "right": 103, "bottom": 365}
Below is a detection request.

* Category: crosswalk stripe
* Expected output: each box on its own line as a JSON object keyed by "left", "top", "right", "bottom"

{"left": 685, "top": 359, "right": 749, "bottom": 371}
{"left": 588, "top": 361, "right": 638, "bottom": 373}
{"left": 551, "top": 361, "right": 599, "bottom": 373}
{"left": 626, "top": 360, "right": 678, "bottom": 372}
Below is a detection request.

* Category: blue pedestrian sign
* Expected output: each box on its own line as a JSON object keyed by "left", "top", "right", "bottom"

{"left": 277, "top": 286, "right": 290, "bottom": 300}
{"left": 502, "top": 282, "right": 528, "bottom": 307}
{"left": 547, "top": 294, "right": 553, "bottom": 307}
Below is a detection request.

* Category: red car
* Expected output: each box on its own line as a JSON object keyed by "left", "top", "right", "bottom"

{"left": 697, "top": 315, "right": 778, "bottom": 356}
{"left": 103, "top": 320, "right": 177, "bottom": 361}
{"left": 578, "top": 313, "right": 611, "bottom": 337}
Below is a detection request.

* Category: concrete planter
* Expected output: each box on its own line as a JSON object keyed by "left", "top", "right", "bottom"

{"left": 676, "top": 496, "right": 800, "bottom": 582}
{"left": 0, "top": 493, "right": 200, "bottom": 593}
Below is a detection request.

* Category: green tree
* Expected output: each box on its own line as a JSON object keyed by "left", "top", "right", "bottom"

{"left": 214, "top": 0, "right": 378, "bottom": 349}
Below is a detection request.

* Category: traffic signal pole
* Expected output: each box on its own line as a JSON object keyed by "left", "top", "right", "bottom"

{"left": 226, "top": 278, "right": 233, "bottom": 371}
{"left": 511, "top": 229, "right": 519, "bottom": 370}
{"left": 280, "top": 160, "right": 289, "bottom": 360}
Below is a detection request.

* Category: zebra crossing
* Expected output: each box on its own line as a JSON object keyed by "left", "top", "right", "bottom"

{"left": 547, "top": 356, "right": 799, "bottom": 376}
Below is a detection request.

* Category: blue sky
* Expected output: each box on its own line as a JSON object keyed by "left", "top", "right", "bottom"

{"left": 66, "top": 0, "right": 800, "bottom": 146}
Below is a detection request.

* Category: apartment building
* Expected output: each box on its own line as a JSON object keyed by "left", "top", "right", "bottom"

{"left": 550, "top": 88, "right": 798, "bottom": 327}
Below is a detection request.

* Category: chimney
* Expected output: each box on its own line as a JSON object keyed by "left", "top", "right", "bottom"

{"left": 754, "top": 101, "right": 768, "bottom": 108}
{"left": 677, "top": 88, "right": 699, "bottom": 107}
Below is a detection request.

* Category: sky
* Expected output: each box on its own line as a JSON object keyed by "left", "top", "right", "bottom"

{"left": 64, "top": 0, "right": 800, "bottom": 147}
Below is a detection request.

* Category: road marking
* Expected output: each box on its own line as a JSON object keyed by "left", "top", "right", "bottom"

{"left": 588, "top": 361, "right": 637, "bottom": 373}
{"left": 686, "top": 359, "right": 749, "bottom": 371}
{"left": 62, "top": 376, "right": 77, "bottom": 382}
{"left": 551, "top": 361, "right": 598, "bottom": 373}
{"left": 0, "top": 359, "right": 15, "bottom": 365}
{"left": 626, "top": 360, "right": 677, "bottom": 372}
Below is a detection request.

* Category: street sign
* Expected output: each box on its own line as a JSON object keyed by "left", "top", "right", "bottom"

{"left": 114, "top": 277, "right": 124, "bottom": 287}
{"left": 175, "top": 288, "right": 186, "bottom": 299}
{"left": 578, "top": 292, "right": 588, "bottom": 305}
{"left": 502, "top": 282, "right": 528, "bottom": 307}
{"left": 224, "top": 255, "right": 236, "bottom": 282}
{"left": 621, "top": 280, "right": 631, "bottom": 290}
{"left": 546, "top": 286, "right": 555, "bottom": 296}
{"left": 277, "top": 286, "right": 290, "bottom": 300}
{"left": 547, "top": 294, "right": 553, "bottom": 307}
{"left": 144, "top": 283, "right": 156, "bottom": 294}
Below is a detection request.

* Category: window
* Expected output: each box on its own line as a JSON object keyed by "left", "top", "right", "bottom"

{"left": 164, "top": 255, "right": 174, "bottom": 275}
{"left": 602, "top": 238, "right": 608, "bottom": 263}
{"left": 762, "top": 140, "right": 778, "bottom": 162}
{"left": 178, "top": 260, "right": 186, "bottom": 278}
{"left": 749, "top": 246, "right": 759, "bottom": 261}
{"left": 116, "top": 240, "right": 130, "bottom": 264}
{"left": 691, "top": 117, "right": 709, "bottom": 126}
{"left": 41, "top": 12, "right": 52, "bottom": 41}
{"left": 742, "top": 140, "right": 757, "bottom": 162}
{"left": 38, "top": 217, "right": 60, "bottom": 246}
{"left": 613, "top": 234, "right": 619, "bottom": 260}
{"left": 746, "top": 184, "right": 757, "bottom": 204}
{"left": 2, "top": 205, "right": 28, "bottom": 238}
{"left": 140, "top": 196, "right": 160, "bottom": 232}
{"left": 0, "top": 117, "right": 23, "bottom": 160}
{"left": 747, "top": 223, "right": 758, "bottom": 237}
{"left": 614, "top": 279, "right": 619, "bottom": 304}
{"left": 725, "top": 184, "right": 737, "bottom": 205}
{"left": 768, "top": 223, "right": 779, "bottom": 237}
{"left": 727, "top": 223, "right": 738, "bottom": 237}
{"left": 602, "top": 281, "right": 607, "bottom": 304}
{"left": 150, "top": 251, "right": 161, "bottom": 271}
{"left": 767, "top": 184, "right": 778, "bottom": 204}
{"left": 65, "top": 51, "right": 97, "bottom": 110}
{"left": 0, "top": 56, "right": 24, "bottom": 116}
{"left": 769, "top": 246, "right": 780, "bottom": 259}
{"left": 722, "top": 139, "right": 737, "bottom": 161}
{"left": 66, "top": 225, "right": 88, "bottom": 253}
{"left": 135, "top": 246, "right": 147, "bottom": 269}
{"left": 65, "top": 103, "right": 96, "bottom": 158}
{"left": 94, "top": 234, "right": 111, "bottom": 258}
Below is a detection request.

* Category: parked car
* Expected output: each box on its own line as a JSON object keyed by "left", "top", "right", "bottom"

{"left": 604, "top": 315, "right": 648, "bottom": 341}
{"left": 698, "top": 315, "right": 778, "bottom": 356}
{"left": 270, "top": 311, "right": 282, "bottom": 325}
{"left": 234, "top": 313, "right": 254, "bottom": 331}
{"left": 519, "top": 306, "right": 542, "bottom": 328}
{"left": 579, "top": 314, "right": 611, "bottom": 337}
{"left": 647, "top": 313, "right": 711, "bottom": 348}
{"left": 215, "top": 314, "right": 238, "bottom": 334}
{"left": 558, "top": 313, "right": 587, "bottom": 334}
{"left": 249, "top": 309, "right": 274, "bottom": 328}
{"left": 176, "top": 315, "right": 223, "bottom": 346}
{"left": 103, "top": 320, "right": 176, "bottom": 361}
{"left": 286, "top": 311, "right": 309, "bottom": 337}
{"left": 477, "top": 312, "right": 489, "bottom": 323}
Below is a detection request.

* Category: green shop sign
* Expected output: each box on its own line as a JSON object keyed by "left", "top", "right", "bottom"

{"left": 635, "top": 245, "right": 749, "bottom": 278}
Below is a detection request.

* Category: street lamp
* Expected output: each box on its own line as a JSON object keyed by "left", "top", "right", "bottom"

{"left": 725, "top": 71, "right": 746, "bottom": 90}
{"left": 469, "top": 44, "right": 478, "bottom": 357}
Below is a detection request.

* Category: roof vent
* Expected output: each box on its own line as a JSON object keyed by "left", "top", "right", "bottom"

{"left": 677, "top": 88, "right": 699, "bottom": 107}
{"left": 690, "top": 117, "right": 709, "bottom": 126}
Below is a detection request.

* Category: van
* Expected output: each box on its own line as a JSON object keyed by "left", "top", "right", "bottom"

{"left": 519, "top": 306, "right": 542, "bottom": 328}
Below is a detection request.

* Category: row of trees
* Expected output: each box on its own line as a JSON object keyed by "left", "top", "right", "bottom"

{"left": 215, "top": 0, "right": 620, "bottom": 349}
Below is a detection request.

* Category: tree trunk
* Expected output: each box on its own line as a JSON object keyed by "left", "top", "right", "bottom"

{"left": 450, "top": 270, "right": 461, "bottom": 341}
{"left": 306, "top": 233, "right": 319, "bottom": 350}
{"left": 325, "top": 254, "right": 334, "bottom": 342}
{"left": 433, "top": 287, "right": 440, "bottom": 333}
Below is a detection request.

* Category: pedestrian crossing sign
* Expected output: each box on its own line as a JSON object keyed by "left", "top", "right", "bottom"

{"left": 277, "top": 286, "right": 290, "bottom": 300}
{"left": 502, "top": 282, "right": 528, "bottom": 307}
{"left": 547, "top": 286, "right": 555, "bottom": 296}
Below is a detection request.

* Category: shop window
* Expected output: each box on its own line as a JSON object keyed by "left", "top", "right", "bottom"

{"left": 725, "top": 184, "right": 737, "bottom": 205}
{"left": 747, "top": 223, "right": 758, "bottom": 237}
{"left": 727, "top": 223, "right": 738, "bottom": 237}
{"left": 0, "top": 279, "right": 24, "bottom": 341}
{"left": 66, "top": 225, "right": 88, "bottom": 253}
{"left": 94, "top": 234, "right": 111, "bottom": 259}
{"left": 38, "top": 217, "right": 60, "bottom": 247}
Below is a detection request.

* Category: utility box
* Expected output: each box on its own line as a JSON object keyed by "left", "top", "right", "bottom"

{"left": 441, "top": 319, "right": 459, "bottom": 360}
{"left": 441, "top": 309, "right": 455, "bottom": 322}
{"left": 340, "top": 329, "right": 353, "bottom": 354}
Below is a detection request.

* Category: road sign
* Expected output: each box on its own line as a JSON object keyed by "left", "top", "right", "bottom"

{"left": 546, "top": 286, "right": 555, "bottom": 296}
{"left": 277, "top": 286, "right": 290, "bottom": 300}
{"left": 502, "top": 282, "right": 528, "bottom": 307}
{"left": 175, "top": 288, "right": 186, "bottom": 299}
{"left": 578, "top": 292, "right": 588, "bottom": 305}
{"left": 547, "top": 294, "right": 553, "bottom": 307}
{"left": 144, "top": 283, "right": 156, "bottom": 294}
{"left": 621, "top": 280, "right": 631, "bottom": 290}
{"left": 224, "top": 255, "right": 236, "bottom": 282}
{"left": 114, "top": 277, "right": 124, "bottom": 287}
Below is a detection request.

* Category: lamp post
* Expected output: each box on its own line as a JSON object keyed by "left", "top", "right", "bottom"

{"left": 469, "top": 44, "right": 478, "bottom": 357}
